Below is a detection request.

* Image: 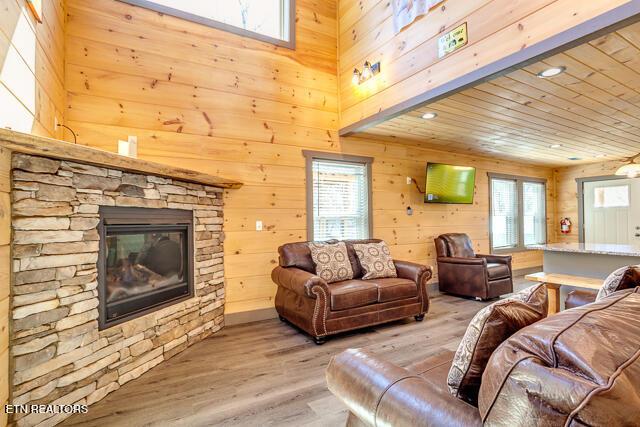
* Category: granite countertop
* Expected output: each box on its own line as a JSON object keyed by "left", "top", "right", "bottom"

{"left": 0, "top": 128, "right": 243, "bottom": 189}
{"left": 527, "top": 242, "right": 640, "bottom": 257}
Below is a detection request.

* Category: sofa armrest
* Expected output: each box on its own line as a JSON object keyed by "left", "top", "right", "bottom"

{"left": 476, "top": 254, "right": 512, "bottom": 265}
{"left": 326, "top": 349, "right": 481, "bottom": 427}
{"left": 394, "top": 260, "right": 432, "bottom": 285}
{"left": 271, "top": 266, "right": 328, "bottom": 299}
{"left": 437, "top": 256, "right": 487, "bottom": 266}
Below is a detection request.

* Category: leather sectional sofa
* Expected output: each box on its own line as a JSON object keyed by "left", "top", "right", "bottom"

{"left": 327, "top": 287, "right": 640, "bottom": 426}
{"left": 271, "top": 239, "right": 432, "bottom": 344}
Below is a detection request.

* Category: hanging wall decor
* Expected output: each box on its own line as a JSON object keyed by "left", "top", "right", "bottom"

{"left": 392, "top": 0, "right": 444, "bottom": 34}
{"left": 26, "top": 0, "right": 43, "bottom": 23}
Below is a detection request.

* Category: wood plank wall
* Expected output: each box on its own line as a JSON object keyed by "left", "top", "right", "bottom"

{"left": 63, "top": 0, "right": 553, "bottom": 315}
{"left": 0, "top": 147, "right": 9, "bottom": 427}
{"left": 337, "top": 0, "right": 630, "bottom": 129}
{"left": 1, "top": 2, "right": 64, "bottom": 422}
{"left": 0, "top": 0, "right": 65, "bottom": 138}
{"left": 554, "top": 160, "right": 623, "bottom": 243}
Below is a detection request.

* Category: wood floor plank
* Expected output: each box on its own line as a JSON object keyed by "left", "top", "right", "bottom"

{"left": 61, "top": 278, "right": 531, "bottom": 426}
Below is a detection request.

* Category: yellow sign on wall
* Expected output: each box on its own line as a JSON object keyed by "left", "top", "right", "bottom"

{"left": 438, "top": 23, "right": 468, "bottom": 58}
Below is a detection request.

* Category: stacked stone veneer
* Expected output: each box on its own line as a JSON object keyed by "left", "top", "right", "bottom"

{"left": 9, "top": 154, "right": 225, "bottom": 426}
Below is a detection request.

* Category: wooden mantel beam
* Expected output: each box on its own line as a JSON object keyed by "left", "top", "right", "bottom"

{"left": 0, "top": 129, "right": 243, "bottom": 189}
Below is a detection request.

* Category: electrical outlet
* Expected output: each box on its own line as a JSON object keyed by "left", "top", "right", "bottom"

{"left": 256, "top": 220, "right": 263, "bottom": 231}
{"left": 406, "top": 176, "right": 412, "bottom": 185}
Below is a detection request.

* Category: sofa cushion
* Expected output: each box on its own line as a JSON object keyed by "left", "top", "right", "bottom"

{"left": 343, "top": 239, "right": 383, "bottom": 278}
{"left": 353, "top": 241, "right": 397, "bottom": 280}
{"left": 308, "top": 242, "right": 354, "bottom": 284}
{"left": 596, "top": 264, "right": 640, "bottom": 301}
{"left": 329, "top": 280, "right": 378, "bottom": 310}
{"left": 370, "top": 278, "right": 417, "bottom": 303}
{"left": 486, "top": 263, "right": 510, "bottom": 280}
{"left": 447, "top": 284, "right": 548, "bottom": 405}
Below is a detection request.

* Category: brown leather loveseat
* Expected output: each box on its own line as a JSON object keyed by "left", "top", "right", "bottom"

{"left": 435, "top": 233, "right": 513, "bottom": 300}
{"left": 327, "top": 287, "right": 640, "bottom": 426}
{"left": 271, "top": 239, "right": 432, "bottom": 344}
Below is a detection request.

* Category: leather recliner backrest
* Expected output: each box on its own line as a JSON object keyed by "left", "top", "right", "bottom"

{"left": 438, "top": 233, "right": 475, "bottom": 258}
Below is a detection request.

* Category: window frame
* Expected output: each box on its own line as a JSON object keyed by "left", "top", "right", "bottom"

{"left": 117, "top": 0, "right": 296, "bottom": 49}
{"left": 303, "top": 151, "right": 373, "bottom": 242}
{"left": 488, "top": 173, "right": 547, "bottom": 253}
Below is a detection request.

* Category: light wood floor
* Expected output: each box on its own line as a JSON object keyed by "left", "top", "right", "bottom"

{"left": 62, "top": 280, "right": 530, "bottom": 427}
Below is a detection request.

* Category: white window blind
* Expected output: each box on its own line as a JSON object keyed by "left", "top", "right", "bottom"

{"left": 311, "top": 159, "right": 370, "bottom": 241}
{"left": 523, "top": 181, "right": 546, "bottom": 245}
{"left": 491, "top": 179, "right": 518, "bottom": 249}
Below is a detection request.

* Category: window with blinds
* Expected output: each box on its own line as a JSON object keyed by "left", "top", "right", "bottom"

{"left": 523, "top": 181, "right": 546, "bottom": 245}
{"left": 310, "top": 158, "right": 370, "bottom": 241}
{"left": 491, "top": 179, "right": 518, "bottom": 249}
{"left": 490, "top": 175, "right": 546, "bottom": 251}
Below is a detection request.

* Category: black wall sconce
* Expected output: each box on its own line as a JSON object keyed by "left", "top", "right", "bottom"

{"left": 352, "top": 61, "right": 381, "bottom": 85}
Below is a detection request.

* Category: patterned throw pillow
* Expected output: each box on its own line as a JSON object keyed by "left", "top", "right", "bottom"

{"left": 352, "top": 241, "right": 397, "bottom": 280}
{"left": 447, "top": 284, "right": 548, "bottom": 405}
{"left": 308, "top": 242, "right": 354, "bottom": 284}
{"left": 596, "top": 265, "right": 640, "bottom": 301}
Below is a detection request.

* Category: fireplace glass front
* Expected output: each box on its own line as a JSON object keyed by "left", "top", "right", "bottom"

{"left": 98, "top": 207, "right": 194, "bottom": 329}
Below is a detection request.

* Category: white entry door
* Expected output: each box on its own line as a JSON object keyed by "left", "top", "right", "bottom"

{"left": 583, "top": 178, "right": 640, "bottom": 244}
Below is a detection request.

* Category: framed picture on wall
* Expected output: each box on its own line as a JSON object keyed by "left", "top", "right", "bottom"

{"left": 26, "top": 0, "right": 43, "bottom": 23}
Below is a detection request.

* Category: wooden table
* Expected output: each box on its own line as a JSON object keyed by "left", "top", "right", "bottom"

{"left": 525, "top": 272, "right": 603, "bottom": 315}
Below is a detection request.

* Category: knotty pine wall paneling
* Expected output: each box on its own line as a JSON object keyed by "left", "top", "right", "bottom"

{"left": 64, "top": 0, "right": 339, "bottom": 315}
{"left": 338, "top": 0, "right": 631, "bottom": 129}
{"left": 65, "top": 0, "right": 553, "bottom": 315}
{"left": 0, "top": 0, "right": 65, "bottom": 138}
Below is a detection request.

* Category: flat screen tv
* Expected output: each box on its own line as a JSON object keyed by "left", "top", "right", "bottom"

{"left": 424, "top": 163, "right": 476, "bottom": 204}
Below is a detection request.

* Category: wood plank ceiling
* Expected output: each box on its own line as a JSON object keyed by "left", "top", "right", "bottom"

{"left": 359, "top": 22, "right": 640, "bottom": 166}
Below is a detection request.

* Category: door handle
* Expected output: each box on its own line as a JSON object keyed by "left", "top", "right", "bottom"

{"left": 636, "top": 233, "right": 640, "bottom": 237}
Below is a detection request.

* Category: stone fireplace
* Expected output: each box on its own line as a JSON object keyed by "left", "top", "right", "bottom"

{"left": 9, "top": 153, "right": 226, "bottom": 426}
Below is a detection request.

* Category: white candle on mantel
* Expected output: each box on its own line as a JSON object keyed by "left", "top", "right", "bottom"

{"left": 118, "top": 136, "right": 138, "bottom": 158}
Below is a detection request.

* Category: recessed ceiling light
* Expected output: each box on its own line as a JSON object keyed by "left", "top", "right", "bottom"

{"left": 537, "top": 66, "right": 566, "bottom": 78}
{"left": 550, "top": 144, "right": 562, "bottom": 148}
{"left": 422, "top": 112, "right": 438, "bottom": 120}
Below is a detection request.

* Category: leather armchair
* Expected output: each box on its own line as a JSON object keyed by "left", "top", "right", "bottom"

{"left": 435, "top": 233, "right": 513, "bottom": 300}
